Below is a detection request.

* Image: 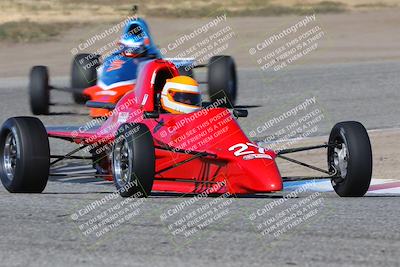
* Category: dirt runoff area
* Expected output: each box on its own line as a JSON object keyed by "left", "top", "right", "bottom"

{"left": 1, "top": 8, "right": 400, "bottom": 76}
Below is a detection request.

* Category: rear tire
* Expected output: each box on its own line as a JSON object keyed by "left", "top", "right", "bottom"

{"left": 208, "top": 55, "right": 237, "bottom": 108}
{"left": 29, "top": 66, "right": 50, "bottom": 115}
{"left": 328, "top": 121, "right": 372, "bottom": 197}
{"left": 71, "top": 53, "right": 100, "bottom": 104}
{"left": 0, "top": 117, "right": 50, "bottom": 193}
{"left": 112, "top": 123, "right": 155, "bottom": 197}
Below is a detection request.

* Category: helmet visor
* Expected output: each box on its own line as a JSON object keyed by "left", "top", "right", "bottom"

{"left": 127, "top": 25, "right": 145, "bottom": 41}
{"left": 171, "top": 91, "right": 201, "bottom": 106}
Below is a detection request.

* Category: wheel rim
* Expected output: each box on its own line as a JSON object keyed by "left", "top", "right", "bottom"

{"left": 3, "top": 132, "right": 18, "bottom": 181}
{"left": 113, "top": 136, "right": 133, "bottom": 187}
{"left": 333, "top": 142, "right": 348, "bottom": 179}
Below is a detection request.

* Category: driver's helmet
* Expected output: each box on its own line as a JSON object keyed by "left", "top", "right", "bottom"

{"left": 161, "top": 76, "right": 202, "bottom": 114}
{"left": 119, "top": 22, "right": 149, "bottom": 56}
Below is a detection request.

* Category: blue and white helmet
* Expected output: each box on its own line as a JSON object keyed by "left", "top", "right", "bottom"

{"left": 120, "top": 22, "right": 146, "bottom": 47}
{"left": 119, "top": 18, "right": 161, "bottom": 57}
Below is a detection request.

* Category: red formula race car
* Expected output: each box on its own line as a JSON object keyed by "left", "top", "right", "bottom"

{"left": 1, "top": 59, "right": 372, "bottom": 197}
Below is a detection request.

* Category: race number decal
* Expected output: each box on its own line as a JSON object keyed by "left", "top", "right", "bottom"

{"left": 228, "top": 143, "right": 272, "bottom": 160}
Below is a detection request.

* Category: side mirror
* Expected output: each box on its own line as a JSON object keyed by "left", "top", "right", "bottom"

{"left": 233, "top": 109, "right": 248, "bottom": 118}
{"left": 86, "top": 101, "right": 115, "bottom": 110}
{"left": 143, "top": 111, "right": 159, "bottom": 119}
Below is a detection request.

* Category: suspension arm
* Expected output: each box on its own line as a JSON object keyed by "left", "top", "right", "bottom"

{"left": 50, "top": 144, "right": 90, "bottom": 166}
{"left": 277, "top": 154, "right": 334, "bottom": 175}
{"left": 277, "top": 143, "right": 333, "bottom": 155}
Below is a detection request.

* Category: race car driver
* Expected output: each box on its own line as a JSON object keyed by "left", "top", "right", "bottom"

{"left": 160, "top": 76, "right": 202, "bottom": 114}
{"left": 119, "top": 23, "right": 148, "bottom": 57}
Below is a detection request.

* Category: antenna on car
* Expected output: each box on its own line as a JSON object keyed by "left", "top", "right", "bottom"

{"left": 131, "top": 5, "right": 138, "bottom": 15}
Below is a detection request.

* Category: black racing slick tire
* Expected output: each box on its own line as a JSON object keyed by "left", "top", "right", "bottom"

{"left": 328, "top": 121, "right": 372, "bottom": 197}
{"left": 71, "top": 53, "right": 100, "bottom": 104}
{"left": 207, "top": 55, "right": 237, "bottom": 108}
{"left": 0, "top": 117, "right": 50, "bottom": 193}
{"left": 29, "top": 66, "right": 50, "bottom": 115}
{"left": 112, "top": 123, "right": 155, "bottom": 197}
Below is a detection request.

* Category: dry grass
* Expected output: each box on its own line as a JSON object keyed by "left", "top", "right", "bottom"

{"left": 140, "top": 1, "right": 348, "bottom": 17}
{"left": 354, "top": 2, "right": 397, "bottom": 7}
{"left": 0, "top": 20, "right": 75, "bottom": 42}
{"left": 1, "top": 0, "right": 398, "bottom": 24}
{"left": 0, "top": 0, "right": 398, "bottom": 42}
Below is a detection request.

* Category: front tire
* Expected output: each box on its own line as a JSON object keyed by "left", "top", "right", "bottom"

{"left": 0, "top": 117, "right": 50, "bottom": 193}
{"left": 29, "top": 66, "right": 50, "bottom": 115}
{"left": 207, "top": 55, "right": 237, "bottom": 108}
{"left": 112, "top": 123, "right": 155, "bottom": 197}
{"left": 71, "top": 53, "right": 100, "bottom": 104}
{"left": 328, "top": 121, "right": 372, "bottom": 197}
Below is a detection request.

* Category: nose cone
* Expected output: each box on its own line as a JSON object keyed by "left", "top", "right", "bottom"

{"left": 226, "top": 159, "right": 283, "bottom": 194}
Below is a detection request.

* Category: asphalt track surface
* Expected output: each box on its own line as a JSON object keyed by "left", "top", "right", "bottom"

{"left": 0, "top": 60, "right": 399, "bottom": 266}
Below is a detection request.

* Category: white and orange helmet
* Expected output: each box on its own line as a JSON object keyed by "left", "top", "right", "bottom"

{"left": 161, "top": 76, "right": 202, "bottom": 114}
